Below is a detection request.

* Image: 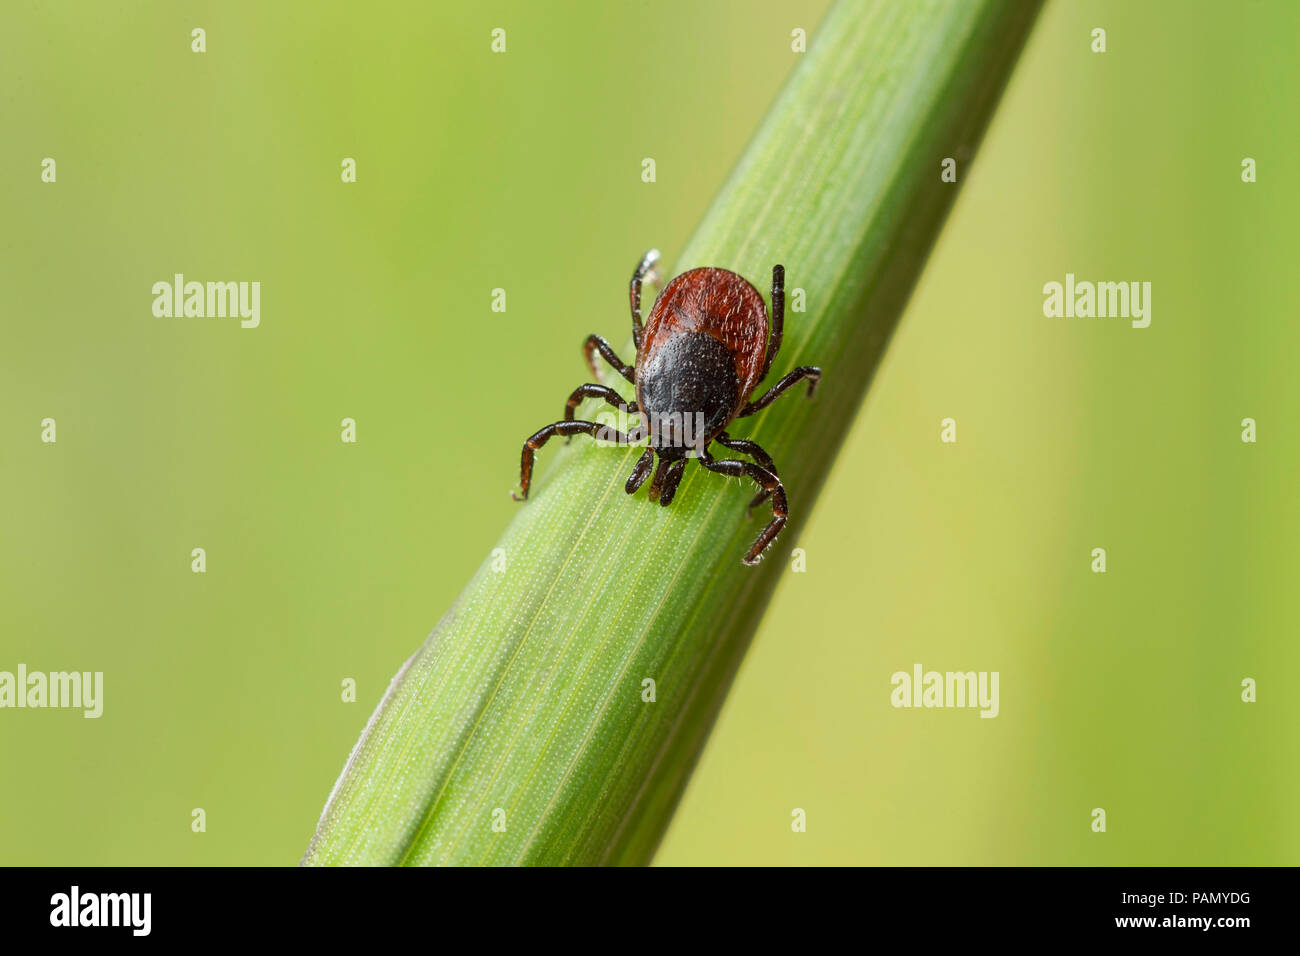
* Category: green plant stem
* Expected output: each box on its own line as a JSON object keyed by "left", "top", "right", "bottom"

{"left": 302, "top": 0, "right": 1043, "bottom": 866}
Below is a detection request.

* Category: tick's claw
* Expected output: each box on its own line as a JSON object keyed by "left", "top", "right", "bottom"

{"left": 511, "top": 489, "right": 527, "bottom": 502}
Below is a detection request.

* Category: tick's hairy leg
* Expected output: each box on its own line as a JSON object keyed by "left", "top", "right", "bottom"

{"left": 512, "top": 420, "right": 633, "bottom": 502}
{"left": 699, "top": 447, "right": 788, "bottom": 565}
{"left": 715, "top": 432, "right": 780, "bottom": 513}
{"left": 738, "top": 365, "right": 821, "bottom": 417}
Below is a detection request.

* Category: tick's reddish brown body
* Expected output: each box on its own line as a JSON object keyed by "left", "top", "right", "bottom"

{"left": 512, "top": 250, "right": 822, "bottom": 565}
{"left": 638, "top": 267, "right": 768, "bottom": 420}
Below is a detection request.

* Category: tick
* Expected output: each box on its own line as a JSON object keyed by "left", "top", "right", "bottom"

{"left": 511, "top": 249, "right": 821, "bottom": 565}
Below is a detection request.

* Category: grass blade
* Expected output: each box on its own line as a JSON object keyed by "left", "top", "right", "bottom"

{"left": 302, "top": 0, "right": 1043, "bottom": 866}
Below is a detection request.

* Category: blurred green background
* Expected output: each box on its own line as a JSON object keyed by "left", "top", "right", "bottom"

{"left": 1, "top": 0, "right": 1296, "bottom": 865}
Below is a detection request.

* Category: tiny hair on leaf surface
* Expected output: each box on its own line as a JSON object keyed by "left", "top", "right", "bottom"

{"left": 302, "top": 0, "right": 1043, "bottom": 866}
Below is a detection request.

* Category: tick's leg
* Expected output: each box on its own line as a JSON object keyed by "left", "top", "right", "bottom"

{"left": 584, "top": 334, "right": 636, "bottom": 384}
{"left": 738, "top": 365, "right": 821, "bottom": 418}
{"left": 625, "top": 447, "right": 655, "bottom": 495}
{"left": 564, "top": 384, "right": 637, "bottom": 422}
{"left": 715, "top": 432, "right": 780, "bottom": 513}
{"left": 563, "top": 384, "right": 638, "bottom": 443}
{"left": 758, "top": 264, "right": 785, "bottom": 383}
{"left": 512, "top": 420, "right": 632, "bottom": 502}
{"left": 654, "top": 459, "right": 688, "bottom": 506}
{"left": 646, "top": 456, "right": 681, "bottom": 504}
{"left": 628, "top": 248, "right": 660, "bottom": 352}
{"left": 700, "top": 448, "right": 788, "bottom": 565}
